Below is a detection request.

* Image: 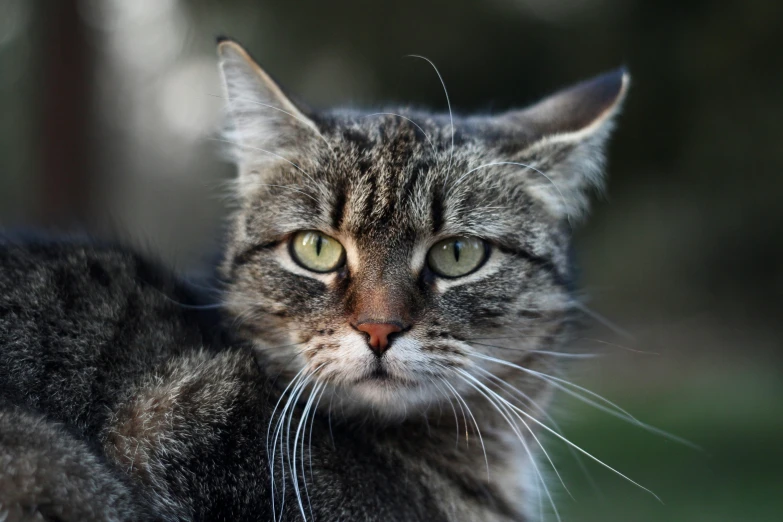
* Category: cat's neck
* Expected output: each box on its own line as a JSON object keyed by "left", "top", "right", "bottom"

{"left": 318, "top": 382, "right": 551, "bottom": 521}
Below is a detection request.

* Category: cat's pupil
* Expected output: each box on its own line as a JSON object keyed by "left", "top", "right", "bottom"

{"left": 453, "top": 240, "right": 462, "bottom": 263}
{"left": 316, "top": 235, "right": 323, "bottom": 256}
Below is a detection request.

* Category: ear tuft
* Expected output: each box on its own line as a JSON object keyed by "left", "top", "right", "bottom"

{"left": 216, "top": 39, "right": 319, "bottom": 169}
{"left": 495, "top": 68, "right": 630, "bottom": 221}
{"left": 515, "top": 67, "right": 629, "bottom": 141}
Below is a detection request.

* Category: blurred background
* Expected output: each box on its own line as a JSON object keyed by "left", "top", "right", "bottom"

{"left": 1, "top": 0, "right": 781, "bottom": 520}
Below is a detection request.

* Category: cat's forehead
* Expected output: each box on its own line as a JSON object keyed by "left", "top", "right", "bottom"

{"left": 245, "top": 107, "right": 568, "bottom": 261}
{"left": 320, "top": 109, "right": 455, "bottom": 173}
{"left": 321, "top": 109, "right": 453, "bottom": 145}
{"left": 308, "top": 112, "right": 515, "bottom": 241}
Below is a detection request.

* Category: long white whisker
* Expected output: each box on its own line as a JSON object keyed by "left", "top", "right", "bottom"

{"left": 471, "top": 352, "right": 641, "bottom": 422}
{"left": 453, "top": 370, "right": 562, "bottom": 521}
{"left": 476, "top": 366, "right": 604, "bottom": 500}
{"left": 459, "top": 366, "right": 663, "bottom": 503}
{"left": 407, "top": 55, "right": 454, "bottom": 171}
{"left": 294, "top": 381, "right": 323, "bottom": 521}
{"left": 267, "top": 366, "right": 308, "bottom": 520}
{"left": 327, "top": 392, "right": 336, "bottom": 450}
{"left": 270, "top": 364, "right": 324, "bottom": 521}
{"left": 459, "top": 369, "right": 572, "bottom": 501}
{"left": 431, "top": 378, "right": 461, "bottom": 449}
{"left": 442, "top": 377, "right": 469, "bottom": 446}
{"left": 281, "top": 375, "right": 313, "bottom": 521}
{"left": 308, "top": 383, "right": 328, "bottom": 484}
{"left": 439, "top": 377, "right": 490, "bottom": 481}
{"left": 468, "top": 341, "right": 602, "bottom": 359}
{"left": 540, "top": 377, "right": 700, "bottom": 449}
{"left": 528, "top": 350, "right": 601, "bottom": 359}
{"left": 275, "top": 376, "right": 308, "bottom": 520}
{"left": 472, "top": 352, "right": 698, "bottom": 448}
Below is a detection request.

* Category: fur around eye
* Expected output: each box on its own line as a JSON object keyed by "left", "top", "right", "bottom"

{"left": 290, "top": 231, "right": 346, "bottom": 273}
{"left": 427, "top": 236, "right": 488, "bottom": 278}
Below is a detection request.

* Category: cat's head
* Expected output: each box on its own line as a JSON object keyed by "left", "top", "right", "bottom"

{"left": 216, "top": 39, "right": 627, "bottom": 419}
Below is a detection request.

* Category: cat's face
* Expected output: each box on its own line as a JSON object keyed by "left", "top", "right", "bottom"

{"left": 217, "top": 40, "right": 626, "bottom": 418}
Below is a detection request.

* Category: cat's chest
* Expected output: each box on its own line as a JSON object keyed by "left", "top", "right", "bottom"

{"left": 101, "top": 351, "right": 532, "bottom": 521}
{"left": 363, "top": 422, "right": 533, "bottom": 521}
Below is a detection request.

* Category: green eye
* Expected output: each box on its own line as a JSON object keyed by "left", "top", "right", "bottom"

{"left": 290, "top": 231, "right": 346, "bottom": 273}
{"left": 427, "top": 236, "right": 487, "bottom": 278}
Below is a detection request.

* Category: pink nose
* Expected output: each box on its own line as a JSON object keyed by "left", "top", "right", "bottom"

{"left": 356, "top": 322, "right": 402, "bottom": 354}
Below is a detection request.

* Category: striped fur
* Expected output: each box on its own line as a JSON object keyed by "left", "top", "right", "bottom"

{"left": 0, "top": 40, "right": 627, "bottom": 521}
{"left": 217, "top": 39, "right": 628, "bottom": 520}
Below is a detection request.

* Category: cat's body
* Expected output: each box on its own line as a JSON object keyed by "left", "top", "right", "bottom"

{"left": 0, "top": 237, "right": 533, "bottom": 521}
{"left": 0, "top": 236, "right": 218, "bottom": 521}
{"left": 0, "top": 39, "right": 628, "bottom": 521}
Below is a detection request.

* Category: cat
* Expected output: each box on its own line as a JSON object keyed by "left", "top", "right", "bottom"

{"left": 0, "top": 37, "right": 628, "bottom": 521}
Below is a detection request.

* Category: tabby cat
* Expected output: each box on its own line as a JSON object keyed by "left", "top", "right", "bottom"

{"left": 0, "top": 38, "right": 628, "bottom": 521}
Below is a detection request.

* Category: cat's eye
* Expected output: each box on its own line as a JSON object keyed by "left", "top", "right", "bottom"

{"left": 290, "top": 231, "right": 346, "bottom": 273}
{"left": 427, "top": 236, "right": 487, "bottom": 278}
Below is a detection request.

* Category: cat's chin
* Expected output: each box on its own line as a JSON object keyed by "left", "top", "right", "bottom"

{"left": 330, "top": 378, "right": 438, "bottom": 420}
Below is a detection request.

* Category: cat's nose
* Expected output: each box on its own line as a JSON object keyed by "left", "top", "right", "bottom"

{"left": 356, "top": 321, "right": 403, "bottom": 355}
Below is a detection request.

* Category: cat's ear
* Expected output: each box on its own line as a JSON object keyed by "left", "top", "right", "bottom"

{"left": 496, "top": 68, "right": 629, "bottom": 220}
{"left": 217, "top": 38, "right": 320, "bottom": 167}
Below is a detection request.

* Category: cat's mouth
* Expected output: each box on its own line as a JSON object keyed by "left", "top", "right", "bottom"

{"left": 369, "top": 365, "right": 390, "bottom": 380}
{"left": 355, "top": 362, "right": 417, "bottom": 388}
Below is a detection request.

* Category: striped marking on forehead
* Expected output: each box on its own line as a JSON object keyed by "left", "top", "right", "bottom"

{"left": 338, "top": 165, "right": 441, "bottom": 240}
{"left": 331, "top": 129, "right": 437, "bottom": 235}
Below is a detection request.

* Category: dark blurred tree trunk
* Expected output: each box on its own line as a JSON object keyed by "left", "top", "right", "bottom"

{"left": 38, "top": 0, "right": 92, "bottom": 226}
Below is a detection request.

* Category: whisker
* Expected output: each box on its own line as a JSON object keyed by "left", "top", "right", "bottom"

{"left": 581, "top": 337, "right": 659, "bottom": 356}
{"left": 460, "top": 369, "right": 572, "bottom": 501}
{"left": 293, "top": 381, "right": 323, "bottom": 521}
{"left": 258, "top": 183, "right": 320, "bottom": 203}
{"left": 533, "top": 372, "right": 701, "bottom": 449}
{"left": 143, "top": 281, "right": 231, "bottom": 311}
{"left": 467, "top": 340, "right": 602, "bottom": 359}
{"left": 453, "top": 369, "right": 563, "bottom": 521}
{"left": 164, "top": 300, "right": 225, "bottom": 310}
{"left": 280, "top": 374, "right": 313, "bottom": 520}
{"left": 406, "top": 55, "right": 454, "bottom": 171}
{"left": 268, "top": 363, "right": 324, "bottom": 521}
{"left": 431, "top": 378, "right": 461, "bottom": 449}
{"left": 461, "top": 360, "right": 663, "bottom": 502}
{"left": 327, "top": 392, "right": 336, "bottom": 450}
{"left": 469, "top": 350, "right": 692, "bottom": 447}
{"left": 268, "top": 368, "right": 307, "bottom": 520}
{"left": 308, "top": 383, "right": 328, "bottom": 484}
{"left": 471, "top": 352, "right": 640, "bottom": 419}
{"left": 441, "top": 377, "right": 469, "bottom": 446}
{"left": 180, "top": 276, "right": 224, "bottom": 294}
{"left": 476, "top": 366, "right": 604, "bottom": 500}
{"left": 453, "top": 161, "right": 570, "bottom": 225}
{"left": 439, "top": 376, "right": 489, "bottom": 481}
{"left": 363, "top": 112, "right": 437, "bottom": 155}
{"left": 572, "top": 301, "right": 635, "bottom": 340}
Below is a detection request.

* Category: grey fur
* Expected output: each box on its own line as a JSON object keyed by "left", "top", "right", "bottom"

{"left": 0, "top": 40, "right": 627, "bottom": 521}
{"left": 0, "top": 405, "right": 141, "bottom": 522}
